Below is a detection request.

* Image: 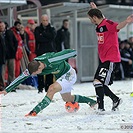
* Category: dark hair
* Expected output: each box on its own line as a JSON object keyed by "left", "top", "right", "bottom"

{"left": 63, "top": 19, "right": 69, "bottom": 24}
{"left": 28, "top": 60, "right": 40, "bottom": 74}
{"left": 87, "top": 8, "right": 103, "bottom": 19}
{"left": 14, "top": 21, "right": 21, "bottom": 26}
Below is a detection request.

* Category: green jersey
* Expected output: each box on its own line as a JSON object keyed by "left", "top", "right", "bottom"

{"left": 5, "top": 49, "right": 77, "bottom": 93}
{"left": 35, "top": 49, "right": 76, "bottom": 79}
{"left": 5, "top": 69, "right": 30, "bottom": 93}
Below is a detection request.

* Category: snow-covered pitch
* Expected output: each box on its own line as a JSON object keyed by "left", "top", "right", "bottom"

{"left": 0, "top": 80, "right": 133, "bottom": 133}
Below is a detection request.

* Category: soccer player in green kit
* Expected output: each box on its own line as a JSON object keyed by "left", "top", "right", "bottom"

{"left": 0, "top": 49, "right": 97, "bottom": 116}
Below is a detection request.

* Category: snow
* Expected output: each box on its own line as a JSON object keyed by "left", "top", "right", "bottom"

{"left": 0, "top": 80, "right": 133, "bottom": 133}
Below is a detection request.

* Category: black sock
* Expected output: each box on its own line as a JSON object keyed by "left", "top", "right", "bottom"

{"left": 95, "top": 86, "right": 104, "bottom": 109}
{"left": 104, "top": 85, "right": 119, "bottom": 102}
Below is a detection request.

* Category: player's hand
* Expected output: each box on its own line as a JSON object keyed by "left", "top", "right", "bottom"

{"left": 0, "top": 90, "right": 7, "bottom": 95}
{"left": 126, "top": 14, "right": 133, "bottom": 24}
{"left": 90, "top": 2, "right": 97, "bottom": 9}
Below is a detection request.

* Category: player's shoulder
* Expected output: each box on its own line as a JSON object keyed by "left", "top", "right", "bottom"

{"left": 105, "top": 19, "right": 115, "bottom": 25}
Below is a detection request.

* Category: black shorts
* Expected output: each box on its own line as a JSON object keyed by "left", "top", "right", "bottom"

{"left": 94, "top": 61, "right": 116, "bottom": 85}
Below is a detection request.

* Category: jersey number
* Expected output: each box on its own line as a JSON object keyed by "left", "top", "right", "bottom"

{"left": 99, "top": 68, "right": 107, "bottom": 78}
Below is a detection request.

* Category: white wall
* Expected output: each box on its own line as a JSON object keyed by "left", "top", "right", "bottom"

{"left": 127, "top": 23, "right": 133, "bottom": 38}
{"left": 118, "top": 23, "right": 133, "bottom": 41}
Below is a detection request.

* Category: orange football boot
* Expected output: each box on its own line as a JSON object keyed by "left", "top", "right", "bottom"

{"left": 25, "top": 111, "right": 37, "bottom": 117}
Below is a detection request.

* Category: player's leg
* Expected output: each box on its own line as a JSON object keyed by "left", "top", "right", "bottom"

{"left": 94, "top": 61, "right": 121, "bottom": 111}
{"left": 57, "top": 66, "right": 77, "bottom": 102}
{"left": 104, "top": 85, "right": 119, "bottom": 102}
{"left": 25, "top": 81, "right": 62, "bottom": 116}
{"left": 93, "top": 62, "right": 108, "bottom": 111}
{"left": 93, "top": 79, "right": 104, "bottom": 110}
{"left": 104, "top": 62, "right": 122, "bottom": 110}
{"left": 26, "top": 67, "right": 77, "bottom": 116}
{"left": 93, "top": 61, "right": 115, "bottom": 111}
{"left": 61, "top": 93, "right": 97, "bottom": 107}
{"left": 58, "top": 67, "right": 97, "bottom": 107}
{"left": 61, "top": 92, "right": 75, "bottom": 102}
{"left": 104, "top": 85, "right": 122, "bottom": 111}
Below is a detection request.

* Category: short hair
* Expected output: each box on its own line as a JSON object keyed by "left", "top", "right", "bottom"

{"left": 63, "top": 19, "right": 69, "bottom": 24}
{"left": 87, "top": 8, "right": 103, "bottom": 19}
{"left": 14, "top": 21, "right": 21, "bottom": 26}
{"left": 28, "top": 60, "right": 40, "bottom": 75}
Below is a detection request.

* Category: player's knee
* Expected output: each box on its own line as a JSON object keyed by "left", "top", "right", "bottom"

{"left": 93, "top": 79, "right": 103, "bottom": 88}
{"left": 47, "top": 85, "right": 56, "bottom": 96}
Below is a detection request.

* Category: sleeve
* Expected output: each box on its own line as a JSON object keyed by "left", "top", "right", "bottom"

{"left": 5, "top": 69, "right": 30, "bottom": 93}
{"left": 48, "top": 49, "right": 77, "bottom": 64}
{"left": 34, "top": 49, "right": 77, "bottom": 65}
{"left": 106, "top": 19, "right": 119, "bottom": 33}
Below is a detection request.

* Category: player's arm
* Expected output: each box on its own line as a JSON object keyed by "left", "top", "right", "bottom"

{"left": 48, "top": 49, "right": 77, "bottom": 64}
{"left": 35, "top": 49, "right": 77, "bottom": 65}
{"left": 90, "top": 2, "right": 97, "bottom": 8}
{"left": 0, "top": 69, "right": 30, "bottom": 95}
{"left": 117, "top": 14, "right": 133, "bottom": 30}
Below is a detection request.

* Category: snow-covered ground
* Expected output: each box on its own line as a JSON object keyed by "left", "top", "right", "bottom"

{"left": 0, "top": 80, "right": 133, "bottom": 133}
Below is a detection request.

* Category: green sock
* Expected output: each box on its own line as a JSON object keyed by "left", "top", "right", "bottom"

{"left": 74, "top": 95, "right": 96, "bottom": 106}
{"left": 32, "top": 96, "right": 51, "bottom": 114}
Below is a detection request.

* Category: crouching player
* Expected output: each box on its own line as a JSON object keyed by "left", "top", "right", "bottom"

{"left": 0, "top": 49, "right": 97, "bottom": 116}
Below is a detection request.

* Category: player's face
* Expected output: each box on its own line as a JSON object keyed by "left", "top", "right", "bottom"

{"left": 88, "top": 16, "right": 97, "bottom": 25}
{"left": 32, "top": 62, "right": 45, "bottom": 75}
